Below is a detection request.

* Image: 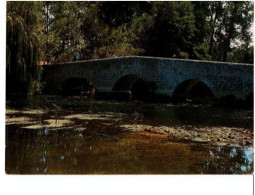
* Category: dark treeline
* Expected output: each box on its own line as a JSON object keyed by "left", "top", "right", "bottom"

{"left": 6, "top": 1, "right": 254, "bottom": 95}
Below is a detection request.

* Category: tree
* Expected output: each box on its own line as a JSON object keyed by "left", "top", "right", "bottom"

{"left": 49, "top": 2, "right": 84, "bottom": 63}
{"left": 7, "top": 2, "right": 42, "bottom": 95}
{"left": 190, "top": 1, "right": 211, "bottom": 60}
{"left": 207, "top": 1, "right": 254, "bottom": 62}
{"left": 39, "top": 1, "right": 55, "bottom": 65}
{"left": 144, "top": 2, "right": 196, "bottom": 58}
{"left": 227, "top": 46, "right": 254, "bottom": 64}
{"left": 79, "top": 2, "right": 144, "bottom": 59}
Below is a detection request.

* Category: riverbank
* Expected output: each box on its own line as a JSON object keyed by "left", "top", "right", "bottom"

{"left": 121, "top": 124, "right": 253, "bottom": 147}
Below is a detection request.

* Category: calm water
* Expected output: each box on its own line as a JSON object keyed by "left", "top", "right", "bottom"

{"left": 5, "top": 95, "right": 254, "bottom": 174}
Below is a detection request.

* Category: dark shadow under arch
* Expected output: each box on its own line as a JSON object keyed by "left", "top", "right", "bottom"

{"left": 245, "top": 93, "right": 253, "bottom": 108}
{"left": 61, "top": 78, "right": 94, "bottom": 96}
{"left": 112, "top": 74, "right": 151, "bottom": 100}
{"left": 172, "top": 79, "right": 214, "bottom": 104}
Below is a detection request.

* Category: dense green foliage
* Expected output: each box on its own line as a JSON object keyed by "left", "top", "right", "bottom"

{"left": 7, "top": 2, "right": 42, "bottom": 95}
{"left": 39, "top": 1, "right": 253, "bottom": 63}
{"left": 6, "top": 1, "right": 254, "bottom": 94}
{"left": 207, "top": 1, "right": 254, "bottom": 62}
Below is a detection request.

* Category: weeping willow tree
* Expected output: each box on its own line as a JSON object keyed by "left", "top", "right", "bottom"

{"left": 6, "top": 2, "right": 42, "bottom": 95}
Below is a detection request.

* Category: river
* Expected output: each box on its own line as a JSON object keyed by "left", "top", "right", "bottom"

{"left": 5, "top": 95, "right": 254, "bottom": 174}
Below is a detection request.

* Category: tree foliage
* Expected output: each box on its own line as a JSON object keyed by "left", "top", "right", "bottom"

{"left": 147, "top": 2, "right": 196, "bottom": 58}
{"left": 208, "top": 1, "right": 254, "bottom": 62}
{"left": 7, "top": 1, "right": 42, "bottom": 94}
{"left": 37, "top": 1, "right": 253, "bottom": 63}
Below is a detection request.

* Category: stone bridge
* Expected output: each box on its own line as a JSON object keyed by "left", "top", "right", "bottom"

{"left": 42, "top": 56, "right": 253, "bottom": 100}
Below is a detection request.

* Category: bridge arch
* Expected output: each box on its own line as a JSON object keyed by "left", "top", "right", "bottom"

{"left": 112, "top": 74, "right": 151, "bottom": 100}
{"left": 61, "top": 77, "right": 95, "bottom": 96}
{"left": 245, "top": 93, "right": 253, "bottom": 108}
{"left": 172, "top": 79, "right": 214, "bottom": 104}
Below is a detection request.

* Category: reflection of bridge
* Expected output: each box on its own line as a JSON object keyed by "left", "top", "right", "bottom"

{"left": 42, "top": 56, "right": 253, "bottom": 100}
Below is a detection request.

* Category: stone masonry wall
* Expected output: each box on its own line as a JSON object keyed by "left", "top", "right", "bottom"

{"left": 42, "top": 56, "right": 253, "bottom": 100}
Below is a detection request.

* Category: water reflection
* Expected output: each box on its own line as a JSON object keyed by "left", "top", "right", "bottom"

{"left": 230, "top": 148, "right": 237, "bottom": 157}
{"left": 5, "top": 96, "right": 254, "bottom": 174}
{"left": 5, "top": 124, "right": 254, "bottom": 174}
{"left": 243, "top": 146, "right": 253, "bottom": 164}
{"left": 202, "top": 143, "right": 254, "bottom": 174}
{"left": 44, "top": 127, "right": 48, "bottom": 135}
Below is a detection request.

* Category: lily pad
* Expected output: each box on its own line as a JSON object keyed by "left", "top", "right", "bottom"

{"left": 63, "top": 114, "right": 109, "bottom": 120}
{"left": 44, "top": 119, "right": 74, "bottom": 127}
{"left": 6, "top": 109, "right": 21, "bottom": 115}
{"left": 6, "top": 116, "right": 35, "bottom": 125}
{"left": 214, "top": 142, "right": 228, "bottom": 146}
{"left": 21, "top": 124, "right": 45, "bottom": 129}
{"left": 22, "top": 109, "right": 46, "bottom": 115}
{"left": 22, "top": 119, "right": 74, "bottom": 130}
{"left": 75, "top": 127, "right": 87, "bottom": 131}
{"left": 192, "top": 138, "right": 211, "bottom": 143}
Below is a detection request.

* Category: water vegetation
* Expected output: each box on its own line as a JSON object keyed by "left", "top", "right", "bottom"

{"left": 6, "top": 106, "right": 253, "bottom": 146}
